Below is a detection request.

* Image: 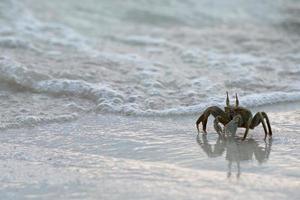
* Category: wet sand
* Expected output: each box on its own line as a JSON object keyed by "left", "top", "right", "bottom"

{"left": 0, "top": 103, "right": 299, "bottom": 199}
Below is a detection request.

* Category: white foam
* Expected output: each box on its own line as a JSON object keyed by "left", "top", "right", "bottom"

{"left": 2, "top": 57, "right": 300, "bottom": 118}
{"left": 0, "top": 58, "right": 125, "bottom": 113}
{"left": 0, "top": 37, "right": 32, "bottom": 50}
{"left": 0, "top": 114, "right": 78, "bottom": 130}
{"left": 1, "top": 0, "right": 300, "bottom": 130}
{"left": 109, "top": 35, "right": 183, "bottom": 50}
{"left": 141, "top": 91, "right": 300, "bottom": 116}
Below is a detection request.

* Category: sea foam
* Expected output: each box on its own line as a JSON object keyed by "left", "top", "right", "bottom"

{"left": 1, "top": 57, "right": 300, "bottom": 118}
{"left": 1, "top": 0, "right": 300, "bottom": 129}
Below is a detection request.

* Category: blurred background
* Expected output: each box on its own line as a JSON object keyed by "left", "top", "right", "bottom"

{"left": 1, "top": 0, "right": 300, "bottom": 127}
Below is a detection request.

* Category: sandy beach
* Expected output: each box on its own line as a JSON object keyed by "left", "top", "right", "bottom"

{"left": 0, "top": 103, "right": 299, "bottom": 199}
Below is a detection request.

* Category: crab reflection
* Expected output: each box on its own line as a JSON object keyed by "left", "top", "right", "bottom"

{"left": 197, "top": 134, "right": 272, "bottom": 178}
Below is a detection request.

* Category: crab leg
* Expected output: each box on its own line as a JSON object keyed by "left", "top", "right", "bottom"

{"left": 242, "top": 117, "right": 253, "bottom": 141}
{"left": 249, "top": 112, "right": 268, "bottom": 140}
{"left": 196, "top": 106, "right": 228, "bottom": 133}
{"left": 213, "top": 116, "right": 224, "bottom": 136}
{"left": 261, "top": 112, "right": 272, "bottom": 137}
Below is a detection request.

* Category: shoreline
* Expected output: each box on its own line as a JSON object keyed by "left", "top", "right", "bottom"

{"left": 1, "top": 100, "right": 300, "bottom": 132}
{"left": 0, "top": 102, "right": 299, "bottom": 199}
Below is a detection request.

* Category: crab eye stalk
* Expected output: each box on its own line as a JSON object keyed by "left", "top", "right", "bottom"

{"left": 226, "top": 91, "right": 230, "bottom": 107}
{"left": 235, "top": 93, "right": 239, "bottom": 107}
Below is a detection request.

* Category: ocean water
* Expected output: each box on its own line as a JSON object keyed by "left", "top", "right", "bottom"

{"left": 1, "top": 1, "right": 300, "bottom": 199}
{"left": 1, "top": 0, "right": 300, "bottom": 129}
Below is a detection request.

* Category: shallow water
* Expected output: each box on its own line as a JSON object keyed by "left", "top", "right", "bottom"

{"left": 0, "top": 109, "right": 299, "bottom": 199}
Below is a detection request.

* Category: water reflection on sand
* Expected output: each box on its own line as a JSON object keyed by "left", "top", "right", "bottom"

{"left": 197, "top": 134, "right": 272, "bottom": 178}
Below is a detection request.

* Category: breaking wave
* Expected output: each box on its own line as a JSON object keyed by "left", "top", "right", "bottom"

{"left": 1, "top": 0, "right": 300, "bottom": 129}
{"left": 1, "top": 57, "right": 300, "bottom": 119}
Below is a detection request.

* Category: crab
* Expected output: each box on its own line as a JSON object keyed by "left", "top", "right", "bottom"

{"left": 196, "top": 92, "right": 272, "bottom": 140}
